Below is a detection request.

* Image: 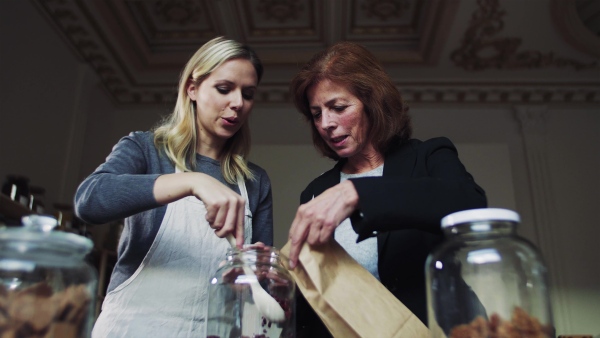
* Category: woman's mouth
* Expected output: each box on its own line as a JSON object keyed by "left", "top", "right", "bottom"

{"left": 329, "top": 135, "right": 347, "bottom": 147}
{"left": 222, "top": 116, "right": 238, "bottom": 126}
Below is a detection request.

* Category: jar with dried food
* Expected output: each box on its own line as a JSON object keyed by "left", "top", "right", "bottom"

{"left": 0, "top": 215, "right": 97, "bottom": 338}
{"left": 206, "top": 245, "right": 295, "bottom": 338}
{"left": 425, "top": 208, "right": 554, "bottom": 338}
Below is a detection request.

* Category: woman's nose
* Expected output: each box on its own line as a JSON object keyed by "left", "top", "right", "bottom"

{"left": 230, "top": 91, "right": 243, "bottom": 110}
{"left": 319, "top": 111, "right": 336, "bottom": 130}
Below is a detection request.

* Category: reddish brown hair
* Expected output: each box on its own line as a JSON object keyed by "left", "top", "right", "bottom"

{"left": 290, "top": 42, "right": 412, "bottom": 160}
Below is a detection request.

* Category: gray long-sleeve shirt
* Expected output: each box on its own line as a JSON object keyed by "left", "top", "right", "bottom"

{"left": 74, "top": 131, "right": 274, "bottom": 292}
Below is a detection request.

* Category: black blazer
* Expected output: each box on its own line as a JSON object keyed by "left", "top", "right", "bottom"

{"left": 296, "top": 137, "right": 487, "bottom": 337}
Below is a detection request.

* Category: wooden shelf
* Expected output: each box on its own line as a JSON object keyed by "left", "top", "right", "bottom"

{"left": 0, "top": 194, "right": 32, "bottom": 222}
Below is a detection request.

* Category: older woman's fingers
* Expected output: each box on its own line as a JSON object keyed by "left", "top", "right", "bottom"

{"left": 288, "top": 207, "right": 312, "bottom": 269}
{"left": 287, "top": 182, "right": 361, "bottom": 268}
{"left": 306, "top": 221, "right": 323, "bottom": 245}
{"left": 289, "top": 207, "right": 312, "bottom": 267}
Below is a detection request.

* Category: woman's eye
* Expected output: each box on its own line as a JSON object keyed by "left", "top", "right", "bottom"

{"left": 312, "top": 112, "right": 322, "bottom": 119}
{"left": 243, "top": 91, "right": 255, "bottom": 100}
{"left": 216, "top": 87, "right": 230, "bottom": 94}
{"left": 333, "top": 106, "right": 346, "bottom": 112}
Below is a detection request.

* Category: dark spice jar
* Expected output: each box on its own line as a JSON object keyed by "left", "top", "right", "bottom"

{"left": 1, "top": 175, "right": 30, "bottom": 207}
{"left": 425, "top": 208, "right": 554, "bottom": 338}
{"left": 28, "top": 186, "right": 46, "bottom": 213}
{"left": 206, "top": 246, "right": 295, "bottom": 338}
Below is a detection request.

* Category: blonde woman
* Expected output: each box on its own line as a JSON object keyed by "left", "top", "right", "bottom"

{"left": 75, "top": 36, "right": 273, "bottom": 337}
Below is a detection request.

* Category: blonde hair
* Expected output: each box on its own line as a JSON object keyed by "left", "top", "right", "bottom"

{"left": 154, "top": 36, "right": 263, "bottom": 183}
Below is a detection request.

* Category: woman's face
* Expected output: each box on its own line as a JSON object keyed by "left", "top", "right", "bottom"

{"left": 187, "top": 58, "right": 257, "bottom": 150}
{"left": 307, "top": 79, "right": 372, "bottom": 160}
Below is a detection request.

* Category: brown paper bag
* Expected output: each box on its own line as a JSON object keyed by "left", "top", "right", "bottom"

{"left": 280, "top": 240, "right": 430, "bottom": 338}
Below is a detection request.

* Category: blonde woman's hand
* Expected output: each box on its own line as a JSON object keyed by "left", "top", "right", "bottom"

{"left": 154, "top": 172, "right": 245, "bottom": 247}
{"left": 287, "top": 180, "right": 359, "bottom": 269}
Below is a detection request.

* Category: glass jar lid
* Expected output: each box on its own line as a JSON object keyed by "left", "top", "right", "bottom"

{"left": 441, "top": 208, "right": 520, "bottom": 228}
{"left": 0, "top": 215, "right": 93, "bottom": 258}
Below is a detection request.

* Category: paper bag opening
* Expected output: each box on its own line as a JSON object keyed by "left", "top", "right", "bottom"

{"left": 280, "top": 240, "right": 430, "bottom": 338}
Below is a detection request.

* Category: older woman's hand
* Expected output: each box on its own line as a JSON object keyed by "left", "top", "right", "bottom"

{"left": 287, "top": 180, "right": 359, "bottom": 269}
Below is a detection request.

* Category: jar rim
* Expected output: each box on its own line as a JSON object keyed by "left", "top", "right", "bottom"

{"left": 441, "top": 208, "right": 520, "bottom": 228}
{"left": 227, "top": 245, "right": 281, "bottom": 256}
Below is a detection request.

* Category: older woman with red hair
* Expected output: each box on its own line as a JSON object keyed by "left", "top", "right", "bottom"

{"left": 287, "top": 41, "right": 487, "bottom": 336}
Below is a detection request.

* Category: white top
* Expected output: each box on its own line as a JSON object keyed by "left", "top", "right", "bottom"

{"left": 441, "top": 208, "right": 520, "bottom": 228}
{"left": 337, "top": 165, "right": 384, "bottom": 281}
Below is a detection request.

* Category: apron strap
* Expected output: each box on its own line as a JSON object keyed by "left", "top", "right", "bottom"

{"left": 236, "top": 176, "right": 253, "bottom": 244}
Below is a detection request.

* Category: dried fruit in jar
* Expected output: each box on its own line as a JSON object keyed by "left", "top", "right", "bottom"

{"left": 0, "top": 282, "right": 91, "bottom": 338}
{"left": 448, "top": 307, "right": 554, "bottom": 338}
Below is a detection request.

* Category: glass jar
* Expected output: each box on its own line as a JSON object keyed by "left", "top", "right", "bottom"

{"left": 0, "top": 215, "right": 97, "bottom": 337}
{"left": 206, "top": 246, "right": 295, "bottom": 338}
{"left": 425, "top": 208, "right": 554, "bottom": 338}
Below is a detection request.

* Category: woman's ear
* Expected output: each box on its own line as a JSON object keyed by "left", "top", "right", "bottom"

{"left": 187, "top": 81, "right": 197, "bottom": 101}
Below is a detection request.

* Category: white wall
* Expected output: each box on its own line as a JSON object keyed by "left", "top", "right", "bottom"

{"left": 1, "top": 0, "right": 598, "bottom": 334}
{"left": 0, "top": 0, "right": 108, "bottom": 208}
{"left": 543, "top": 108, "right": 600, "bottom": 332}
{"left": 249, "top": 145, "right": 333, "bottom": 247}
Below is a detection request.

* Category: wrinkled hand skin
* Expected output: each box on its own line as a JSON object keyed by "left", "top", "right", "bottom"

{"left": 287, "top": 180, "right": 359, "bottom": 269}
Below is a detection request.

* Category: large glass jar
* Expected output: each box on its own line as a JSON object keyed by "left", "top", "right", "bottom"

{"left": 425, "top": 208, "right": 554, "bottom": 338}
{"left": 206, "top": 246, "right": 295, "bottom": 338}
{"left": 0, "top": 215, "right": 97, "bottom": 337}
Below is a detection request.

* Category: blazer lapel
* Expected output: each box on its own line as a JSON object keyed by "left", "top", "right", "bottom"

{"left": 310, "top": 161, "right": 344, "bottom": 196}
{"left": 382, "top": 139, "right": 417, "bottom": 178}
{"left": 378, "top": 140, "right": 418, "bottom": 254}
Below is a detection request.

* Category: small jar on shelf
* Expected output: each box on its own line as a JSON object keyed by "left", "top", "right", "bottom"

{"left": 28, "top": 185, "right": 46, "bottom": 214}
{"left": 53, "top": 203, "right": 75, "bottom": 232}
{"left": 1, "top": 175, "right": 30, "bottom": 208}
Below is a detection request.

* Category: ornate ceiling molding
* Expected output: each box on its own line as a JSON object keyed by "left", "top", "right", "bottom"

{"left": 550, "top": 0, "right": 600, "bottom": 59}
{"left": 361, "top": 0, "right": 410, "bottom": 21}
{"left": 32, "top": 0, "right": 460, "bottom": 105}
{"left": 257, "top": 83, "right": 600, "bottom": 104}
{"left": 255, "top": 0, "right": 305, "bottom": 23}
{"left": 451, "top": 0, "right": 599, "bottom": 71}
{"left": 31, "top": 0, "right": 599, "bottom": 106}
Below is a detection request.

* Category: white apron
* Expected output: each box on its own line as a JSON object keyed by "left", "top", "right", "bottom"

{"left": 92, "top": 175, "right": 252, "bottom": 338}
